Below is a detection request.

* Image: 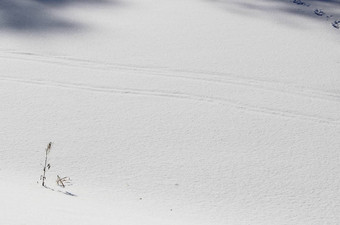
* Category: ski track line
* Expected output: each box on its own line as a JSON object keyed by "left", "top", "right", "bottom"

{"left": 2, "top": 52, "right": 340, "bottom": 102}
{"left": 0, "top": 76, "right": 339, "bottom": 126}
{"left": 4, "top": 51, "right": 340, "bottom": 101}
{"left": 1, "top": 51, "right": 339, "bottom": 103}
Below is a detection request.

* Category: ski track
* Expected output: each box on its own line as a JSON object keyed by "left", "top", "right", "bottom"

{"left": 1, "top": 49, "right": 340, "bottom": 103}
{"left": 0, "top": 76, "right": 339, "bottom": 126}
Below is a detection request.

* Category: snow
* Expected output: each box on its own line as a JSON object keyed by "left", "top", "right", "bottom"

{"left": 0, "top": 0, "right": 339, "bottom": 224}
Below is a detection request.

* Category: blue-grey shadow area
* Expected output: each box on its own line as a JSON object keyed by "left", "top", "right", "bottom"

{"left": 0, "top": 0, "right": 123, "bottom": 33}
{"left": 206, "top": 0, "right": 340, "bottom": 29}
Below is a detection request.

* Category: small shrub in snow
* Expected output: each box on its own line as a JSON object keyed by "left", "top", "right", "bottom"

{"left": 40, "top": 142, "right": 52, "bottom": 187}
{"left": 56, "top": 175, "right": 71, "bottom": 188}
{"left": 39, "top": 142, "right": 72, "bottom": 189}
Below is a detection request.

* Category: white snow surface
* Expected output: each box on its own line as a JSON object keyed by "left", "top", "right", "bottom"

{"left": 1, "top": 0, "right": 340, "bottom": 224}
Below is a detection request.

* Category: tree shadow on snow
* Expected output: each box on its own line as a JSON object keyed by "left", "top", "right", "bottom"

{"left": 206, "top": 0, "right": 340, "bottom": 29}
{"left": 44, "top": 185, "right": 78, "bottom": 197}
{"left": 0, "top": 0, "right": 124, "bottom": 33}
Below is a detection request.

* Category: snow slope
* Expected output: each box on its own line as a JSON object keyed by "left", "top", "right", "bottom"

{"left": 0, "top": 0, "right": 339, "bottom": 224}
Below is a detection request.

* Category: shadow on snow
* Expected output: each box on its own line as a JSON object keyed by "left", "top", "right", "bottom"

{"left": 206, "top": 0, "right": 340, "bottom": 29}
{"left": 0, "top": 0, "right": 123, "bottom": 33}
{"left": 44, "top": 185, "right": 78, "bottom": 197}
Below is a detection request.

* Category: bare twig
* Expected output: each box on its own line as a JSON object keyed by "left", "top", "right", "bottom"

{"left": 41, "top": 142, "right": 52, "bottom": 187}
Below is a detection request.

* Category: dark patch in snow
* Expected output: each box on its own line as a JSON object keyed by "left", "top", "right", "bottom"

{"left": 207, "top": 0, "right": 340, "bottom": 31}
{"left": 293, "top": 0, "right": 310, "bottom": 6}
{"left": 314, "top": 9, "right": 325, "bottom": 16}
{"left": 332, "top": 20, "right": 340, "bottom": 28}
{"left": 0, "top": 0, "right": 124, "bottom": 33}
